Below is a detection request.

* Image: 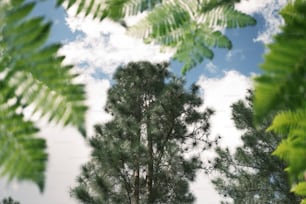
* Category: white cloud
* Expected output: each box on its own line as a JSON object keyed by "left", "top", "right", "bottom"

{"left": 205, "top": 61, "right": 218, "bottom": 73}
{"left": 191, "top": 70, "right": 253, "bottom": 204}
{"left": 83, "top": 76, "right": 112, "bottom": 136}
{"left": 235, "top": 0, "right": 287, "bottom": 44}
{"left": 0, "top": 126, "right": 91, "bottom": 204}
{"left": 226, "top": 49, "right": 245, "bottom": 61}
{"left": 198, "top": 70, "right": 252, "bottom": 149}
{"left": 235, "top": 0, "right": 272, "bottom": 14}
{"left": 59, "top": 6, "right": 173, "bottom": 76}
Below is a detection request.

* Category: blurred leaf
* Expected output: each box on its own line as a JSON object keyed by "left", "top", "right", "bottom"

{"left": 0, "top": 0, "right": 87, "bottom": 190}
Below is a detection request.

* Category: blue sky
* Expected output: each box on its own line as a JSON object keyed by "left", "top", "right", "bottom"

{"left": 0, "top": 1, "right": 287, "bottom": 203}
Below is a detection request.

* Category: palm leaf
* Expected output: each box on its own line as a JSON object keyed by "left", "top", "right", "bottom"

{"left": 0, "top": 0, "right": 87, "bottom": 190}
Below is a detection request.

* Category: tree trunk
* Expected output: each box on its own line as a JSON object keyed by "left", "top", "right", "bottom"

{"left": 132, "top": 167, "right": 140, "bottom": 204}
{"left": 147, "top": 115, "right": 154, "bottom": 203}
{"left": 132, "top": 127, "right": 141, "bottom": 204}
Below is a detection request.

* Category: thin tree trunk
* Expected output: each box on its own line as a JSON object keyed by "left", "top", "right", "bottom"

{"left": 147, "top": 115, "right": 154, "bottom": 203}
{"left": 132, "top": 166, "right": 140, "bottom": 204}
{"left": 132, "top": 128, "right": 141, "bottom": 204}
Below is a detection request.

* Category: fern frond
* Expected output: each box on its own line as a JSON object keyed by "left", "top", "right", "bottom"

{"left": 57, "top": 0, "right": 105, "bottom": 19}
{"left": 174, "top": 38, "right": 213, "bottom": 74}
{"left": 59, "top": 0, "right": 163, "bottom": 20}
{"left": 200, "top": 0, "right": 239, "bottom": 13}
{"left": 128, "top": 0, "right": 254, "bottom": 74}
{"left": 254, "top": 0, "right": 306, "bottom": 201}
{"left": 267, "top": 109, "right": 306, "bottom": 135}
{"left": 0, "top": 0, "right": 87, "bottom": 189}
{"left": 291, "top": 182, "right": 306, "bottom": 197}
{"left": 273, "top": 135, "right": 306, "bottom": 181}
{"left": 197, "top": 5, "right": 256, "bottom": 28}
{"left": 128, "top": 1, "right": 190, "bottom": 39}
{"left": 2, "top": 0, "right": 87, "bottom": 132}
{"left": 254, "top": 33, "right": 306, "bottom": 121}
{"left": 57, "top": 0, "right": 255, "bottom": 74}
{"left": 0, "top": 84, "right": 47, "bottom": 191}
{"left": 174, "top": 24, "right": 232, "bottom": 74}
{"left": 123, "top": 0, "right": 163, "bottom": 16}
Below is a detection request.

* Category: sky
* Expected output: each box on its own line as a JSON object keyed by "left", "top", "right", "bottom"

{"left": 0, "top": 0, "right": 287, "bottom": 203}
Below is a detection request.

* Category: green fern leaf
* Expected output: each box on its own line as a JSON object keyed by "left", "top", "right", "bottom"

{"left": 173, "top": 24, "right": 231, "bottom": 74}
{"left": 273, "top": 137, "right": 306, "bottom": 181}
{"left": 267, "top": 109, "right": 306, "bottom": 134}
{"left": 254, "top": 1, "right": 306, "bottom": 202}
{"left": 0, "top": 85, "right": 47, "bottom": 191}
{"left": 254, "top": 0, "right": 306, "bottom": 122}
{"left": 59, "top": 0, "right": 163, "bottom": 20}
{"left": 291, "top": 182, "right": 306, "bottom": 196}
{"left": 56, "top": 0, "right": 255, "bottom": 74}
{"left": 0, "top": 0, "right": 87, "bottom": 190}
{"left": 5, "top": 2, "right": 35, "bottom": 24}
{"left": 128, "top": 1, "right": 255, "bottom": 74}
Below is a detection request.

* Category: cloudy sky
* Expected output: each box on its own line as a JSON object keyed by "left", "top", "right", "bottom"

{"left": 0, "top": 0, "right": 287, "bottom": 203}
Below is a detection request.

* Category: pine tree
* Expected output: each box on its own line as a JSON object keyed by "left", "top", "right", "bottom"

{"left": 211, "top": 92, "right": 300, "bottom": 204}
{"left": 71, "top": 61, "right": 214, "bottom": 204}
{"left": 0, "top": 197, "right": 20, "bottom": 204}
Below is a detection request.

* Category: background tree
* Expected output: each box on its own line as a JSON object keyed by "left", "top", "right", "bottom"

{"left": 58, "top": 0, "right": 256, "bottom": 74}
{"left": 0, "top": 197, "right": 20, "bottom": 204}
{"left": 71, "top": 61, "right": 214, "bottom": 204}
{"left": 0, "top": 0, "right": 87, "bottom": 190}
{"left": 211, "top": 92, "right": 300, "bottom": 204}
{"left": 0, "top": 0, "right": 252, "bottom": 192}
{"left": 253, "top": 0, "right": 306, "bottom": 202}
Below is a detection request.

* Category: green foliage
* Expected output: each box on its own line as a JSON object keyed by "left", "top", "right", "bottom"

{"left": 211, "top": 93, "right": 300, "bottom": 203}
{"left": 0, "top": 0, "right": 87, "bottom": 190}
{"left": 293, "top": 182, "right": 306, "bottom": 196}
{"left": 0, "top": 197, "right": 20, "bottom": 204}
{"left": 71, "top": 61, "right": 214, "bottom": 204}
{"left": 129, "top": 0, "right": 255, "bottom": 74}
{"left": 57, "top": 0, "right": 163, "bottom": 20}
{"left": 58, "top": 0, "right": 255, "bottom": 74}
{"left": 254, "top": 0, "right": 306, "bottom": 202}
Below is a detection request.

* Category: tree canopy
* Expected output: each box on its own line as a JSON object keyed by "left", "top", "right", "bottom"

{"left": 0, "top": 0, "right": 253, "bottom": 194}
{"left": 211, "top": 92, "right": 300, "bottom": 203}
{"left": 0, "top": 197, "right": 20, "bottom": 204}
{"left": 71, "top": 61, "right": 214, "bottom": 204}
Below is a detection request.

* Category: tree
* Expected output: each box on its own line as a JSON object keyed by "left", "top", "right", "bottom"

{"left": 211, "top": 92, "right": 300, "bottom": 204}
{"left": 58, "top": 0, "right": 256, "bottom": 74}
{"left": 0, "top": 0, "right": 87, "bottom": 190}
{"left": 0, "top": 197, "right": 20, "bottom": 204}
{"left": 253, "top": 0, "right": 306, "bottom": 202}
{"left": 0, "top": 0, "right": 252, "bottom": 192}
{"left": 71, "top": 61, "right": 214, "bottom": 204}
